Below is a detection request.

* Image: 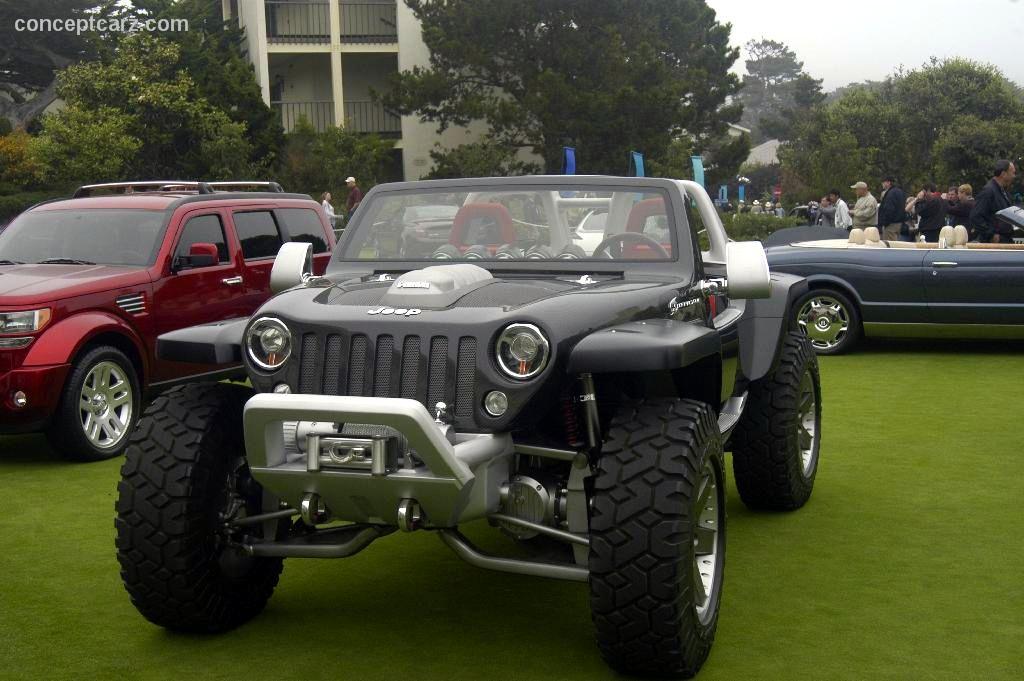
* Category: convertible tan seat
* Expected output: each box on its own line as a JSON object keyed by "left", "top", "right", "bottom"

{"left": 952, "top": 225, "right": 969, "bottom": 248}
{"left": 863, "top": 227, "right": 885, "bottom": 246}
{"left": 938, "top": 225, "right": 954, "bottom": 248}
{"left": 848, "top": 228, "right": 865, "bottom": 245}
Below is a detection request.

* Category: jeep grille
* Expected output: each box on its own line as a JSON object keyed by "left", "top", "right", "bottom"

{"left": 297, "top": 332, "right": 477, "bottom": 418}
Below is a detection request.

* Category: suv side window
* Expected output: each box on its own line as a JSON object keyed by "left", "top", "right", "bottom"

{"left": 275, "top": 208, "right": 329, "bottom": 253}
{"left": 175, "top": 214, "right": 229, "bottom": 262}
{"left": 234, "top": 211, "right": 284, "bottom": 260}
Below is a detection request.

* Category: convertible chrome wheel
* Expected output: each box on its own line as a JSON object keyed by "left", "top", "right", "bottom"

{"left": 79, "top": 360, "right": 133, "bottom": 449}
{"left": 797, "top": 367, "right": 819, "bottom": 477}
{"left": 693, "top": 455, "right": 724, "bottom": 624}
{"left": 797, "top": 295, "right": 850, "bottom": 351}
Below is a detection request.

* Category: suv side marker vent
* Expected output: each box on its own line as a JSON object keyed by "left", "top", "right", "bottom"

{"left": 117, "top": 293, "right": 146, "bottom": 315}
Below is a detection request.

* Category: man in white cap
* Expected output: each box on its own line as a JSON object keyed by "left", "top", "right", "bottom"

{"left": 849, "top": 180, "right": 878, "bottom": 229}
{"left": 345, "top": 176, "right": 363, "bottom": 220}
{"left": 751, "top": 199, "right": 763, "bottom": 214}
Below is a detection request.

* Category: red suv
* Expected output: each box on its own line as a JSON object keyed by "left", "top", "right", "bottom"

{"left": 0, "top": 181, "right": 334, "bottom": 461}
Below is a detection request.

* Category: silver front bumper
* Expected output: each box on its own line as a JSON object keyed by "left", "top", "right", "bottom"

{"left": 243, "top": 394, "right": 513, "bottom": 527}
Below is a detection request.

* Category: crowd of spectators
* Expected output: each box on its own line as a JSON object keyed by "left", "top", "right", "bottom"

{"left": 810, "top": 159, "right": 1019, "bottom": 243}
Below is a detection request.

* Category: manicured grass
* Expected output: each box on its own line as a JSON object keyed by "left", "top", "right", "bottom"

{"left": 1, "top": 340, "right": 1021, "bottom": 680}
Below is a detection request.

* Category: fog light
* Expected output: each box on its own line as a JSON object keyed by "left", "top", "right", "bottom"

{"left": 12, "top": 390, "right": 27, "bottom": 408}
{"left": 484, "top": 390, "right": 508, "bottom": 417}
{"left": 273, "top": 383, "right": 292, "bottom": 394}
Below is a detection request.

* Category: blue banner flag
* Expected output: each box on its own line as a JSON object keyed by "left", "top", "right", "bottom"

{"left": 626, "top": 150, "right": 643, "bottom": 176}
{"left": 691, "top": 155, "right": 705, "bottom": 188}
{"left": 562, "top": 147, "right": 576, "bottom": 175}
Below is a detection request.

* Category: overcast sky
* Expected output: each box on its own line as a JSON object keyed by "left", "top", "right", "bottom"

{"left": 707, "top": 0, "right": 1024, "bottom": 91}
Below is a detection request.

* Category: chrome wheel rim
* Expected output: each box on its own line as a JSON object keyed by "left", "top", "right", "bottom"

{"left": 797, "top": 295, "right": 850, "bottom": 351}
{"left": 797, "top": 369, "right": 819, "bottom": 477}
{"left": 693, "top": 457, "right": 723, "bottom": 624}
{"left": 79, "top": 361, "right": 132, "bottom": 449}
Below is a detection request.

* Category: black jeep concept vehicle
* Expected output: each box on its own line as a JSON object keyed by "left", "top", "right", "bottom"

{"left": 115, "top": 176, "right": 822, "bottom": 678}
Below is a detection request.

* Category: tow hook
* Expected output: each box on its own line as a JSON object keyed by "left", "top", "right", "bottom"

{"left": 300, "top": 492, "right": 330, "bottom": 525}
{"left": 397, "top": 498, "right": 424, "bottom": 531}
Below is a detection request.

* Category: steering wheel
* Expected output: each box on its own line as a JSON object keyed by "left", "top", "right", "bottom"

{"left": 591, "top": 231, "right": 670, "bottom": 259}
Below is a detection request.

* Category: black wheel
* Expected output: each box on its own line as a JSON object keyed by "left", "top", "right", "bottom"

{"left": 730, "top": 333, "right": 822, "bottom": 511}
{"left": 463, "top": 245, "right": 490, "bottom": 260}
{"left": 525, "top": 244, "right": 555, "bottom": 259}
{"left": 46, "top": 345, "right": 140, "bottom": 462}
{"left": 792, "top": 287, "right": 861, "bottom": 354}
{"left": 556, "top": 244, "right": 587, "bottom": 259}
{"left": 494, "top": 243, "right": 524, "bottom": 260}
{"left": 589, "top": 399, "right": 725, "bottom": 678}
{"left": 431, "top": 244, "right": 462, "bottom": 260}
{"left": 115, "top": 383, "right": 284, "bottom": 633}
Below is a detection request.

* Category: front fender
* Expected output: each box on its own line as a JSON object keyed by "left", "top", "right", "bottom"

{"left": 567, "top": 319, "right": 721, "bottom": 374}
{"left": 156, "top": 317, "right": 247, "bottom": 365}
{"left": 23, "top": 311, "right": 148, "bottom": 372}
{"left": 737, "top": 273, "right": 808, "bottom": 382}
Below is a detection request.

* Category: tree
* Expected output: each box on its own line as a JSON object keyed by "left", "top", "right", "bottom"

{"left": 383, "top": 0, "right": 741, "bottom": 174}
{"left": 276, "top": 118, "right": 395, "bottom": 197}
{"left": 0, "top": 0, "right": 103, "bottom": 129}
{"left": 100, "top": 0, "right": 284, "bottom": 166}
{"left": 647, "top": 131, "right": 750, "bottom": 187}
{"left": 31, "top": 107, "right": 141, "bottom": 185}
{"left": 0, "top": 129, "right": 44, "bottom": 189}
{"left": 34, "top": 34, "right": 257, "bottom": 182}
{"left": 737, "top": 39, "right": 823, "bottom": 143}
{"left": 426, "top": 138, "right": 541, "bottom": 179}
{"left": 780, "top": 59, "right": 1024, "bottom": 201}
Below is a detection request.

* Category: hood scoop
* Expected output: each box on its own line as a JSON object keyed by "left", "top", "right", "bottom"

{"left": 380, "top": 263, "right": 494, "bottom": 309}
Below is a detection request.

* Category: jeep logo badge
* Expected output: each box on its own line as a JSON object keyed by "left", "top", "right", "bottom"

{"left": 396, "top": 281, "right": 430, "bottom": 289}
{"left": 368, "top": 307, "right": 421, "bottom": 316}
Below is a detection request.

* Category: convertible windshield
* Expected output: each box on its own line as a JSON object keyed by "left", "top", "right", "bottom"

{"left": 339, "top": 186, "right": 678, "bottom": 261}
{"left": 0, "top": 209, "right": 165, "bottom": 267}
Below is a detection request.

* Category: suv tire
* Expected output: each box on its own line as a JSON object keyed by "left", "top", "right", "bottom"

{"left": 115, "top": 383, "right": 284, "bottom": 632}
{"left": 589, "top": 398, "right": 725, "bottom": 678}
{"left": 47, "top": 345, "right": 140, "bottom": 462}
{"left": 731, "top": 333, "right": 821, "bottom": 510}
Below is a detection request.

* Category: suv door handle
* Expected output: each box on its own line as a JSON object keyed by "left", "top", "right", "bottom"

{"left": 222, "top": 276, "right": 244, "bottom": 286}
{"left": 931, "top": 261, "right": 958, "bottom": 268}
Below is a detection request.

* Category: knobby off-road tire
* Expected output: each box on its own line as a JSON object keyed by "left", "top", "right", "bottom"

{"left": 115, "top": 383, "right": 284, "bottom": 633}
{"left": 589, "top": 399, "right": 726, "bottom": 678}
{"left": 731, "top": 332, "right": 822, "bottom": 511}
{"left": 47, "top": 345, "right": 141, "bottom": 462}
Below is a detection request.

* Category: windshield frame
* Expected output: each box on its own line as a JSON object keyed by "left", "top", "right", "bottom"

{"left": 0, "top": 207, "right": 171, "bottom": 268}
{"left": 329, "top": 176, "right": 697, "bottom": 278}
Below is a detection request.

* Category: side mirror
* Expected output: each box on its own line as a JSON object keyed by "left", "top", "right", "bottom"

{"left": 173, "top": 242, "right": 219, "bottom": 271}
{"left": 725, "top": 241, "right": 771, "bottom": 299}
{"left": 270, "top": 241, "right": 313, "bottom": 294}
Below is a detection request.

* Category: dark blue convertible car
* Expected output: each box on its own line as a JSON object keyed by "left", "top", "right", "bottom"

{"left": 766, "top": 216, "right": 1024, "bottom": 354}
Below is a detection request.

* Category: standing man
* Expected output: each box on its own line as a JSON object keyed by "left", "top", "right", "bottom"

{"left": 817, "top": 196, "right": 835, "bottom": 228}
{"left": 849, "top": 181, "right": 878, "bottom": 230}
{"left": 345, "top": 176, "right": 364, "bottom": 221}
{"left": 970, "top": 160, "right": 1016, "bottom": 243}
{"left": 829, "top": 189, "right": 853, "bottom": 230}
{"left": 909, "top": 183, "right": 947, "bottom": 243}
{"left": 877, "top": 176, "right": 907, "bottom": 241}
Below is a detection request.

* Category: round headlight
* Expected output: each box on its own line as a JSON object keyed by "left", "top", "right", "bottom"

{"left": 247, "top": 317, "right": 292, "bottom": 371}
{"left": 495, "top": 323, "right": 549, "bottom": 380}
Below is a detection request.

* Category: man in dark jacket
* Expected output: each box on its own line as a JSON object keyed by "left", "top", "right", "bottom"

{"left": 911, "top": 183, "right": 947, "bottom": 242}
{"left": 877, "top": 176, "right": 907, "bottom": 241}
{"left": 970, "top": 160, "right": 1016, "bottom": 242}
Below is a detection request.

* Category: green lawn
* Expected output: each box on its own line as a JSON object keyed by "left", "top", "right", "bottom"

{"left": 2, "top": 340, "right": 1022, "bottom": 680}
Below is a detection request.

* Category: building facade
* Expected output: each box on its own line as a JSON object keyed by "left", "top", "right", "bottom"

{"left": 222, "top": 0, "right": 485, "bottom": 181}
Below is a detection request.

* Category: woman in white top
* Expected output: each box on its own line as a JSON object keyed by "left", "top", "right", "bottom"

{"left": 321, "top": 191, "right": 337, "bottom": 226}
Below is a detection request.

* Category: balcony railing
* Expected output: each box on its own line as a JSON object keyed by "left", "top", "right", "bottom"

{"left": 273, "top": 100, "right": 335, "bottom": 132}
{"left": 344, "top": 100, "right": 401, "bottom": 135}
{"left": 266, "top": 1, "right": 330, "bottom": 44}
{"left": 340, "top": 1, "right": 397, "bottom": 43}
